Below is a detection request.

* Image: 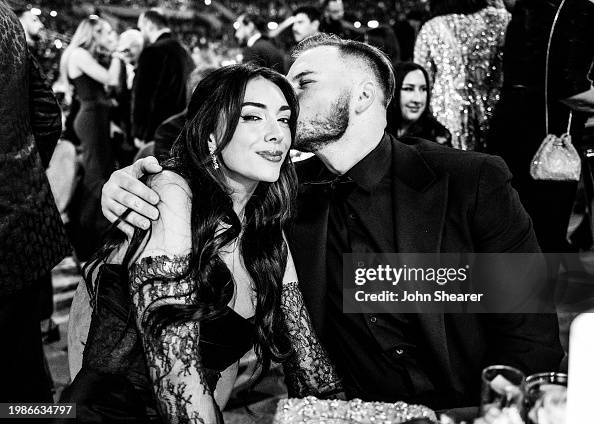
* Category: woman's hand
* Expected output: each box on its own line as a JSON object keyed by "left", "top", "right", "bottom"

{"left": 101, "top": 156, "right": 162, "bottom": 237}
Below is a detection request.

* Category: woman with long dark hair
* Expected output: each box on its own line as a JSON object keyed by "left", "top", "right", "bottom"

{"left": 386, "top": 62, "right": 451, "bottom": 145}
{"left": 60, "top": 64, "right": 342, "bottom": 423}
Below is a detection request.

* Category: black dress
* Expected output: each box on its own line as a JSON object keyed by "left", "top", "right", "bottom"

{"left": 68, "top": 74, "right": 115, "bottom": 260}
{"left": 487, "top": 0, "right": 594, "bottom": 252}
{"left": 58, "top": 263, "right": 254, "bottom": 423}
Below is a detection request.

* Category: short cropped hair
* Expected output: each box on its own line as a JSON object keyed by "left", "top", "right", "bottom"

{"left": 293, "top": 5, "right": 321, "bottom": 23}
{"left": 141, "top": 9, "right": 168, "bottom": 29}
{"left": 291, "top": 33, "right": 395, "bottom": 106}
{"left": 240, "top": 13, "right": 267, "bottom": 34}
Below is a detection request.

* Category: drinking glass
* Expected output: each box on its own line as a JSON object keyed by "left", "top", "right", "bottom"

{"left": 480, "top": 365, "right": 526, "bottom": 416}
{"left": 525, "top": 372, "right": 567, "bottom": 424}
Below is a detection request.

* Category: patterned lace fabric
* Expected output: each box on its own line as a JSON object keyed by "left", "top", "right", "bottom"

{"left": 281, "top": 281, "right": 343, "bottom": 398}
{"left": 273, "top": 396, "right": 437, "bottom": 424}
{"left": 129, "top": 254, "right": 222, "bottom": 424}
{"left": 414, "top": 7, "right": 511, "bottom": 150}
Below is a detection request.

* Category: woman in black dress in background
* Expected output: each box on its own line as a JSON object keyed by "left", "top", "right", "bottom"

{"left": 59, "top": 17, "right": 122, "bottom": 260}
{"left": 488, "top": 0, "right": 594, "bottom": 253}
{"left": 387, "top": 62, "right": 451, "bottom": 146}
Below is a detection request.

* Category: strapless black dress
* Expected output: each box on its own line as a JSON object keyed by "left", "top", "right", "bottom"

{"left": 58, "top": 264, "right": 255, "bottom": 423}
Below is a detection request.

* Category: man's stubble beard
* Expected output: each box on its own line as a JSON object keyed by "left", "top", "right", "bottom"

{"left": 294, "top": 91, "right": 350, "bottom": 153}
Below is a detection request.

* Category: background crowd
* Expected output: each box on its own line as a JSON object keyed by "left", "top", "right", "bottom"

{"left": 2, "top": 0, "right": 594, "bottom": 416}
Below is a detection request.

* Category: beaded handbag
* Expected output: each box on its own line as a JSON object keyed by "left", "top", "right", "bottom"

{"left": 530, "top": 0, "right": 581, "bottom": 181}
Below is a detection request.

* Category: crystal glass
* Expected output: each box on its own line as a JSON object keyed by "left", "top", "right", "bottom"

{"left": 480, "top": 365, "right": 526, "bottom": 416}
{"left": 525, "top": 372, "right": 567, "bottom": 424}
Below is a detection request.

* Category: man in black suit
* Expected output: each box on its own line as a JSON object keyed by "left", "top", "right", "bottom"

{"left": 1, "top": 1, "right": 70, "bottom": 401}
{"left": 235, "top": 13, "right": 285, "bottom": 73}
{"left": 100, "top": 35, "right": 562, "bottom": 410}
{"left": 132, "top": 9, "right": 194, "bottom": 150}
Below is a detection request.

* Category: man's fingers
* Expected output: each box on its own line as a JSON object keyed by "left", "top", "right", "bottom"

{"left": 131, "top": 156, "right": 162, "bottom": 180}
{"left": 109, "top": 187, "right": 159, "bottom": 223}
{"left": 103, "top": 209, "right": 135, "bottom": 238}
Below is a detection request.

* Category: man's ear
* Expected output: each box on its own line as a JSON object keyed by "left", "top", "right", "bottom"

{"left": 354, "top": 80, "right": 376, "bottom": 113}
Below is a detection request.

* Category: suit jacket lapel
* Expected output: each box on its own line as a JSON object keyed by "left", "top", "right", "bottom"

{"left": 390, "top": 137, "right": 463, "bottom": 389}
{"left": 391, "top": 138, "right": 448, "bottom": 253}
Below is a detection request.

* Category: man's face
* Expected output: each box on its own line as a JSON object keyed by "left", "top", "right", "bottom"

{"left": 325, "top": 0, "right": 344, "bottom": 21}
{"left": 287, "top": 46, "right": 351, "bottom": 152}
{"left": 21, "top": 11, "right": 44, "bottom": 39}
{"left": 292, "top": 13, "right": 319, "bottom": 43}
{"left": 234, "top": 17, "right": 252, "bottom": 45}
{"left": 119, "top": 32, "right": 143, "bottom": 65}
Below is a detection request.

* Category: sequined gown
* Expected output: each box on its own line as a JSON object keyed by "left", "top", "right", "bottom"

{"left": 414, "top": 6, "right": 510, "bottom": 150}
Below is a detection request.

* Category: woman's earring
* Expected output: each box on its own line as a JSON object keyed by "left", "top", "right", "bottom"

{"left": 208, "top": 137, "right": 219, "bottom": 170}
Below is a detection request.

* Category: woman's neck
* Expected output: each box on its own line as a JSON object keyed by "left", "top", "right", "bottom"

{"left": 228, "top": 180, "right": 257, "bottom": 220}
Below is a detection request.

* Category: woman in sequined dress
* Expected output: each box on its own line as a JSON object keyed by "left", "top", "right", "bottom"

{"left": 386, "top": 62, "right": 452, "bottom": 146}
{"left": 59, "top": 64, "right": 342, "bottom": 424}
{"left": 414, "top": 0, "right": 510, "bottom": 150}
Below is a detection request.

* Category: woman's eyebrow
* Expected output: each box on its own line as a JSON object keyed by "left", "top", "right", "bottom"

{"left": 242, "top": 102, "right": 291, "bottom": 113}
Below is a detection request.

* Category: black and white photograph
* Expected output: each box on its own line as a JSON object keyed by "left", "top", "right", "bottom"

{"left": 1, "top": 0, "right": 594, "bottom": 422}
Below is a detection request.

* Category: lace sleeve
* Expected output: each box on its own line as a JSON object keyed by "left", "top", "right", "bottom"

{"left": 130, "top": 255, "right": 222, "bottom": 424}
{"left": 280, "top": 281, "right": 343, "bottom": 399}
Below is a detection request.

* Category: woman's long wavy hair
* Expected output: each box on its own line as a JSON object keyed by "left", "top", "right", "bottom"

{"left": 86, "top": 63, "right": 299, "bottom": 380}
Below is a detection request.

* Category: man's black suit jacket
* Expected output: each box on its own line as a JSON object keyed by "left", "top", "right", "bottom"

{"left": 287, "top": 134, "right": 563, "bottom": 407}
{"left": 243, "top": 37, "right": 285, "bottom": 73}
{"left": 132, "top": 32, "right": 194, "bottom": 142}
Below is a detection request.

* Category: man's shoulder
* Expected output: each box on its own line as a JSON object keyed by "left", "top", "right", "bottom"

{"left": 394, "top": 136, "right": 510, "bottom": 181}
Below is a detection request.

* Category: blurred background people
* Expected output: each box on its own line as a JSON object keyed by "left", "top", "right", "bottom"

{"left": 414, "top": 0, "right": 510, "bottom": 151}
{"left": 109, "top": 29, "right": 143, "bottom": 167}
{"left": 319, "top": 0, "right": 346, "bottom": 37}
{"left": 0, "top": 0, "right": 70, "bottom": 401}
{"left": 386, "top": 62, "right": 451, "bottom": 145}
{"left": 365, "top": 24, "right": 400, "bottom": 65}
{"left": 133, "top": 9, "right": 194, "bottom": 150}
{"left": 292, "top": 5, "right": 321, "bottom": 43}
{"left": 235, "top": 12, "right": 285, "bottom": 72}
{"left": 151, "top": 64, "right": 218, "bottom": 162}
{"left": 16, "top": 7, "right": 44, "bottom": 49}
{"left": 59, "top": 16, "right": 122, "bottom": 260}
{"left": 488, "top": 0, "right": 594, "bottom": 254}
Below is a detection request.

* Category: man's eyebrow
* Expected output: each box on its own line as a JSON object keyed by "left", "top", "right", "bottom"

{"left": 292, "top": 70, "right": 315, "bottom": 80}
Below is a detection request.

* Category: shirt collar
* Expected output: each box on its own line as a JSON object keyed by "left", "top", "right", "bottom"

{"left": 345, "top": 133, "right": 392, "bottom": 192}
{"left": 247, "top": 33, "right": 262, "bottom": 47}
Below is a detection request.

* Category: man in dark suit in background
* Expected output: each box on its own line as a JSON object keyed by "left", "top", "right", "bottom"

{"left": 1, "top": 1, "right": 70, "bottom": 401}
{"left": 132, "top": 9, "right": 194, "bottom": 151}
{"left": 235, "top": 13, "right": 285, "bottom": 73}
{"left": 100, "top": 35, "right": 563, "bottom": 410}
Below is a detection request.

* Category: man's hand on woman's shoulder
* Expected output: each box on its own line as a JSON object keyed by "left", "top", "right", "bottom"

{"left": 101, "top": 156, "right": 163, "bottom": 237}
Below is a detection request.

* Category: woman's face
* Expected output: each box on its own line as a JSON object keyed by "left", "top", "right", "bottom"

{"left": 96, "top": 21, "right": 116, "bottom": 51}
{"left": 400, "top": 69, "right": 427, "bottom": 124}
{"left": 218, "top": 76, "right": 293, "bottom": 189}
